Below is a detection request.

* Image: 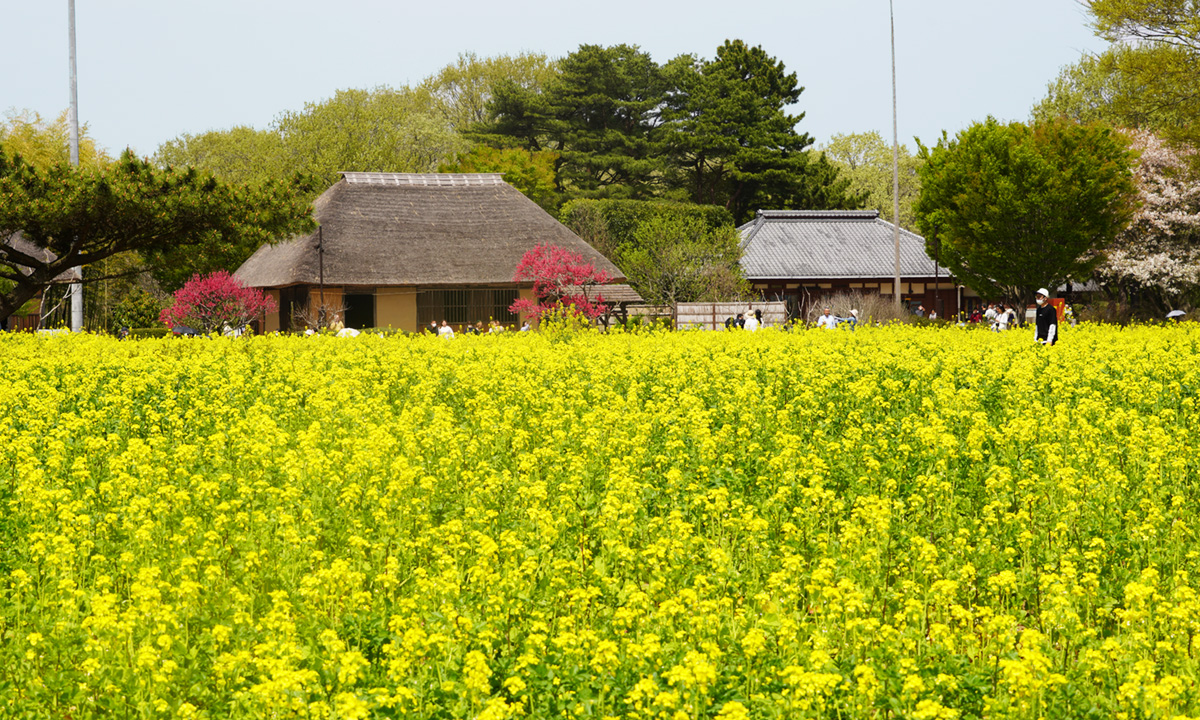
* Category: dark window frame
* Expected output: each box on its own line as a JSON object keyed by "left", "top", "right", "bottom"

{"left": 418, "top": 288, "right": 520, "bottom": 327}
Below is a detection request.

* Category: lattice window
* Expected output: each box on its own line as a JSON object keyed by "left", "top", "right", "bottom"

{"left": 418, "top": 289, "right": 519, "bottom": 326}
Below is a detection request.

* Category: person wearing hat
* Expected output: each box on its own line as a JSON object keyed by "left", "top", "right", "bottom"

{"left": 1034, "top": 288, "right": 1057, "bottom": 345}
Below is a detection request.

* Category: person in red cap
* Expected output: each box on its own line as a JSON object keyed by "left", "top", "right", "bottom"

{"left": 1034, "top": 288, "right": 1057, "bottom": 345}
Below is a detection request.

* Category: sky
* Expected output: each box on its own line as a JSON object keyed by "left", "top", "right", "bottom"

{"left": 2, "top": 1, "right": 1107, "bottom": 158}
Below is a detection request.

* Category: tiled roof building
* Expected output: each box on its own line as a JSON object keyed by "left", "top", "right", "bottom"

{"left": 738, "top": 209, "right": 969, "bottom": 318}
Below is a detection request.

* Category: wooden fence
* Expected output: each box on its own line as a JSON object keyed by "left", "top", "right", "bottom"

{"left": 675, "top": 301, "right": 788, "bottom": 331}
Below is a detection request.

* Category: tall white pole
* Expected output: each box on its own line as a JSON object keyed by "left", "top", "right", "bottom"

{"left": 68, "top": 0, "right": 83, "bottom": 331}
{"left": 890, "top": 0, "right": 902, "bottom": 309}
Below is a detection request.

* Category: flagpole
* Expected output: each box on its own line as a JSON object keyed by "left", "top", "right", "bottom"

{"left": 890, "top": 0, "right": 902, "bottom": 310}
{"left": 68, "top": 0, "right": 84, "bottom": 331}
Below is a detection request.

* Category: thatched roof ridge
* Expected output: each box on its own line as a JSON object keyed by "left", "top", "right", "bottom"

{"left": 235, "top": 173, "right": 623, "bottom": 288}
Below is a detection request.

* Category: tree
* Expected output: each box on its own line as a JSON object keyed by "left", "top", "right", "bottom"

{"left": 0, "top": 149, "right": 314, "bottom": 324}
{"left": 559, "top": 199, "right": 743, "bottom": 305}
{"left": 1094, "top": 130, "right": 1200, "bottom": 311}
{"left": 110, "top": 285, "right": 165, "bottom": 330}
{"left": 439, "top": 146, "right": 560, "bottom": 212}
{"left": 481, "top": 44, "right": 669, "bottom": 200}
{"left": 0, "top": 109, "right": 110, "bottom": 170}
{"left": 1033, "top": 1, "right": 1200, "bottom": 168}
{"left": 822, "top": 131, "right": 922, "bottom": 229}
{"left": 154, "top": 126, "right": 288, "bottom": 189}
{"left": 422, "top": 52, "right": 558, "bottom": 132}
{"left": 913, "top": 117, "right": 1138, "bottom": 307}
{"left": 559, "top": 197, "right": 732, "bottom": 262}
{"left": 509, "top": 244, "right": 612, "bottom": 322}
{"left": 621, "top": 215, "right": 747, "bottom": 307}
{"left": 660, "top": 41, "right": 860, "bottom": 223}
{"left": 160, "top": 271, "right": 276, "bottom": 333}
{"left": 275, "top": 87, "right": 467, "bottom": 190}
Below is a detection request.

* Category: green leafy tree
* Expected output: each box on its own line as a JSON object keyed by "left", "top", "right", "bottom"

{"left": 560, "top": 198, "right": 733, "bottom": 263}
{"left": 559, "top": 199, "right": 742, "bottom": 303}
{"left": 422, "top": 52, "right": 558, "bottom": 132}
{"left": 0, "top": 149, "right": 315, "bottom": 323}
{"left": 155, "top": 126, "right": 288, "bottom": 189}
{"left": 822, "top": 131, "right": 922, "bottom": 229}
{"left": 913, "top": 118, "right": 1138, "bottom": 308}
{"left": 439, "top": 146, "right": 560, "bottom": 212}
{"left": 622, "top": 215, "right": 748, "bottom": 306}
{"left": 482, "top": 44, "right": 668, "bottom": 200}
{"left": 660, "top": 40, "right": 860, "bottom": 223}
{"left": 275, "top": 87, "right": 467, "bottom": 190}
{"left": 0, "top": 109, "right": 110, "bottom": 170}
{"left": 1033, "top": 0, "right": 1200, "bottom": 168}
{"left": 110, "top": 285, "right": 165, "bottom": 330}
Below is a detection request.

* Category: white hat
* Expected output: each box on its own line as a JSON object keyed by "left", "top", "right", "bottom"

{"left": 1036, "top": 288, "right": 1050, "bottom": 297}
{"left": 850, "top": 309, "right": 859, "bottom": 316}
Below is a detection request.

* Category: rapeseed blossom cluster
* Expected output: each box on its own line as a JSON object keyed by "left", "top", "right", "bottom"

{"left": 2, "top": 324, "right": 1199, "bottom": 718}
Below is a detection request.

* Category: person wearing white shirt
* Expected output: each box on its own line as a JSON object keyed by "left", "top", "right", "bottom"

{"left": 438, "top": 320, "right": 455, "bottom": 338}
{"left": 816, "top": 307, "right": 838, "bottom": 330}
{"left": 984, "top": 303, "right": 999, "bottom": 331}
{"left": 743, "top": 310, "right": 760, "bottom": 332}
{"left": 995, "top": 305, "right": 1013, "bottom": 331}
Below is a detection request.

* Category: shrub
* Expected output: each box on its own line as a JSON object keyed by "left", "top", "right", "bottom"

{"left": 510, "top": 244, "right": 611, "bottom": 323}
{"left": 159, "top": 271, "right": 276, "bottom": 334}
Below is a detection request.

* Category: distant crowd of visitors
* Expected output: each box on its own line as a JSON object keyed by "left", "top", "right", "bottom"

{"left": 425, "top": 319, "right": 529, "bottom": 338}
{"left": 720, "top": 288, "right": 1063, "bottom": 345}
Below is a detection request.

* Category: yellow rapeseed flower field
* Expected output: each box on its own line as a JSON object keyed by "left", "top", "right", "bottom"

{"left": 1, "top": 324, "right": 1198, "bottom": 719}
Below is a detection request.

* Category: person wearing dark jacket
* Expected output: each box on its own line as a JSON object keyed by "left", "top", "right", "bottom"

{"left": 1034, "top": 288, "right": 1058, "bottom": 345}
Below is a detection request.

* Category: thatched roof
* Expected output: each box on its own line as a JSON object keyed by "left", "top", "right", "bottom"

{"left": 235, "top": 173, "right": 624, "bottom": 288}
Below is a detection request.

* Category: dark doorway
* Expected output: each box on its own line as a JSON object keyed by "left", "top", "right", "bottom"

{"left": 344, "top": 293, "right": 375, "bottom": 329}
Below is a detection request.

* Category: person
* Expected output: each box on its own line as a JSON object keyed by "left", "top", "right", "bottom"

{"left": 427, "top": 320, "right": 439, "bottom": 335}
{"left": 914, "top": 304, "right": 926, "bottom": 318}
{"left": 984, "top": 303, "right": 998, "bottom": 327}
{"left": 438, "top": 319, "right": 455, "bottom": 338}
{"left": 995, "top": 304, "right": 1012, "bottom": 331}
{"left": 744, "top": 309, "right": 760, "bottom": 332}
{"left": 816, "top": 307, "right": 838, "bottom": 330}
{"left": 928, "top": 309, "right": 937, "bottom": 320}
{"left": 846, "top": 309, "right": 859, "bottom": 330}
{"left": 724, "top": 316, "right": 735, "bottom": 330}
{"left": 330, "top": 313, "right": 345, "bottom": 333}
{"left": 1034, "top": 288, "right": 1057, "bottom": 345}
{"left": 969, "top": 308, "right": 982, "bottom": 324}
{"left": 520, "top": 319, "right": 531, "bottom": 332}
{"left": 735, "top": 313, "right": 745, "bottom": 328}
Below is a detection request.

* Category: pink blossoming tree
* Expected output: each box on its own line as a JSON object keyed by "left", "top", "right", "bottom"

{"left": 159, "top": 271, "right": 276, "bottom": 334}
{"left": 1096, "top": 131, "right": 1200, "bottom": 310}
{"left": 509, "top": 244, "right": 611, "bottom": 323}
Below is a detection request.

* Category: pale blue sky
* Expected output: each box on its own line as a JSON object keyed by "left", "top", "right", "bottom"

{"left": 3, "top": 1, "right": 1105, "bottom": 157}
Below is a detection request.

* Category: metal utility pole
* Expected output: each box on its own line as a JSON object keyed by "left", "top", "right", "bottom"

{"left": 68, "top": 0, "right": 84, "bottom": 332}
{"left": 890, "top": 0, "right": 902, "bottom": 310}
{"left": 318, "top": 226, "right": 326, "bottom": 328}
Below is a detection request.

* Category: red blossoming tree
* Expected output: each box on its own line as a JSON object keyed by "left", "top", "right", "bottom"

{"left": 509, "top": 244, "right": 611, "bottom": 322}
{"left": 159, "top": 271, "right": 276, "bottom": 334}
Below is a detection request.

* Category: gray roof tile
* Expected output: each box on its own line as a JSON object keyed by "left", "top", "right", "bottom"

{"left": 738, "top": 210, "right": 947, "bottom": 280}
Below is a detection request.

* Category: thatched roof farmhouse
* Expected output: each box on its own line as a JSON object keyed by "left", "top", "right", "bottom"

{"left": 236, "top": 172, "right": 628, "bottom": 332}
